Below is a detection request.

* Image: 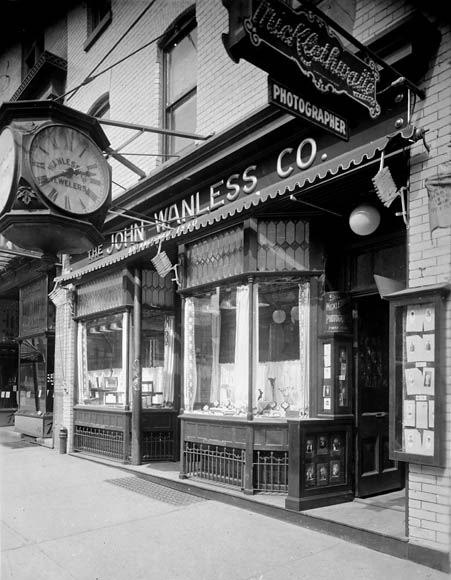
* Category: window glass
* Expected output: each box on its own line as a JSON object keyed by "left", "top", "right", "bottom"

{"left": 88, "top": 0, "right": 111, "bottom": 34}
{"left": 168, "top": 93, "right": 197, "bottom": 155}
{"left": 18, "top": 336, "right": 53, "bottom": 413}
{"left": 183, "top": 280, "right": 311, "bottom": 418}
{"left": 79, "top": 312, "right": 126, "bottom": 406}
{"left": 184, "top": 286, "right": 249, "bottom": 414}
{"left": 89, "top": 93, "right": 110, "bottom": 119}
{"left": 162, "top": 15, "right": 197, "bottom": 157}
{"left": 166, "top": 28, "right": 197, "bottom": 103}
{"left": 256, "top": 282, "right": 304, "bottom": 415}
{"left": 141, "top": 311, "right": 175, "bottom": 408}
{"left": 0, "top": 348, "right": 18, "bottom": 408}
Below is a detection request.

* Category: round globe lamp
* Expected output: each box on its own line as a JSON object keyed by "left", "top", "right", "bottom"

{"left": 349, "top": 204, "right": 380, "bottom": 236}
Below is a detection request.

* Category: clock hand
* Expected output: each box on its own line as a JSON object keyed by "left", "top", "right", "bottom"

{"left": 40, "top": 167, "right": 75, "bottom": 185}
{"left": 73, "top": 169, "right": 96, "bottom": 178}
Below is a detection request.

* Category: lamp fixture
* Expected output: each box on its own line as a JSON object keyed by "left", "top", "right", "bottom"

{"left": 272, "top": 309, "right": 286, "bottom": 324}
{"left": 349, "top": 204, "right": 381, "bottom": 236}
{"left": 89, "top": 327, "right": 102, "bottom": 334}
{"left": 99, "top": 324, "right": 115, "bottom": 333}
{"left": 220, "top": 298, "right": 236, "bottom": 310}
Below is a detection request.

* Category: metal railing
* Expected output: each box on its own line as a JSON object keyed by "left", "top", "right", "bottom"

{"left": 184, "top": 442, "right": 245, "bottom": 489}
{"left": 141, "top": 431, "right": 175, "bottom": 462}
{"left": 253, "top": 450, "right": 289, "bottom": 493}
{"left": 74, "top": 425, "right": 125, "bottom": 460}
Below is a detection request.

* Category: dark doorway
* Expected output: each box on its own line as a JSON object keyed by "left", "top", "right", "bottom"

{"left": 354, "top": 295, "right": 404, "bottom": 497}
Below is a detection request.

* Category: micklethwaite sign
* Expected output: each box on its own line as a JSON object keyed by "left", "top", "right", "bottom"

{"left": 223, "top": 0, "right": 381, "bottom": 119}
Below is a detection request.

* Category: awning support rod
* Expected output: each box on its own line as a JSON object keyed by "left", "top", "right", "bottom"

{"left": 97, "top": 117, "right": 213, "bottom": 140}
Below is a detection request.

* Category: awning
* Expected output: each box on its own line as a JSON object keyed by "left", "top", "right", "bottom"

{"left": 57, "top": 127, "right": 409, "bottom": 283}
{"left": 0, "top": 235, "right": 41, "bottom": 273}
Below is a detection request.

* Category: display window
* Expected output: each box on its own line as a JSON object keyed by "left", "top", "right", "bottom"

{"left": 141, "top": 311, "right": 176, "bottom": 408}
{"left": 18, "top": 336, "right": 54, "bottom": 414}
{"left": 183, "top": 279, "right": 311, "bottom": 416}
{"left": 78, "top": 312, "right": 128, "bottom": 406}
{"left": 0, "top": 348, "right": 18, "bottom": 408}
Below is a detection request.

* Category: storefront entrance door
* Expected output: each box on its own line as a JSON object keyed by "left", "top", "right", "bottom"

{"left": 354, "top": 295, "right": 404, "bottom": 497}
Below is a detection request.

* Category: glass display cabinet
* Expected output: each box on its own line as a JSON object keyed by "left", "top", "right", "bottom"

{"left": 387, "top": 283, "right": 449, "bottom": 466}
{"left": 14, "top": 275, "right": 55, "bottom": 438}
{"left": 318, "top": 335, "right": 352, "bottom": 416}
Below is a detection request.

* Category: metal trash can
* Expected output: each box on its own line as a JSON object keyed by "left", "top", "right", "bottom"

{"left": 59, "top": 426, "right": 68, "bottom": 454}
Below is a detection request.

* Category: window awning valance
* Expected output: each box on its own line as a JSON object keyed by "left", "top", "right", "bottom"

{"left": 57, "top": 125, "right": 410, "bottom": 284}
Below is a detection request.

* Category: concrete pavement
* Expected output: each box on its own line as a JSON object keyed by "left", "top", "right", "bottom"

{"left": 1, "top": 427, "right": 448, "bottom": 580}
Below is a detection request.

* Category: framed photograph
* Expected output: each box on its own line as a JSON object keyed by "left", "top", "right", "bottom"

{"left": 317, "top": 463, "right": 329, "bottom": 485}
{"left": 330, "top": 460, "right": 344, "bottom": 482}
{"left": 104, "top": 376, "right": 118, "bottom": 391}
{"left": 330, "top": 434, "right": 343, "bottom": 456}
{"left": 317, "top": 435, "right": 329, "bottom": 454}
{"left": 305, "top": 438, "right": 314, "bottom": 456}
{"left": 142, "top": 380, "right": 153, "bottom": 393}
{"left": 323, "top": 384, "right": 331, "bottom": 397}
{"left": 305, "top": 463, "right": 315, "bottom": 486}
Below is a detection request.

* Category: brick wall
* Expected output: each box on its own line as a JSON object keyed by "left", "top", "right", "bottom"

{"left": 405, "top": 18, "right": 451, "bottom": 552}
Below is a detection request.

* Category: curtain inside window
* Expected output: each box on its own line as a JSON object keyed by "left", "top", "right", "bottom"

{"left": 163, "top": 315, "right": 175, "bottom": 402}
{"left": 183, "top": 297, "right": 197, "bottom": 410}
{"left": 211, "top": 289, "right": 221, "bottom": 402}
{"left": 77, "top": 321, "right": 87, "bottom": 403}
{"left": 234, "top": 285, "right": 249, "bottom": 408}
{"left": 298, "top": 280, "right": 310, "bottom": 416}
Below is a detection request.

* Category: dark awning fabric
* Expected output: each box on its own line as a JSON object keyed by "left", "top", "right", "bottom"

{"left": 57, "top": 129, "right": 406, "bottom": 283}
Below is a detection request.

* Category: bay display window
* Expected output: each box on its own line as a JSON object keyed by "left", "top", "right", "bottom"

{"left": 78, "top": 312, "right": 128, "bottom": 406}
{"left": 18, "top": 336, "right": 54, "bottom": 414}
{"left": 141, "top": 311, "right": 176, "bottom": 408}
{"left": 183, "top": 280, "right": 310, "bottom": 416}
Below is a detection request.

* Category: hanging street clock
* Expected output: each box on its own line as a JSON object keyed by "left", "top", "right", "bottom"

{"left": 0, "top": 100, "right": 112, "bottom": 263}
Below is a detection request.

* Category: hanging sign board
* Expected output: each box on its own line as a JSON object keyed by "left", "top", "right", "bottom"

{"left": 223, "top": 0, "right": 381, "bottom": 118}
{"left": 268, "top": 79, "right": 349, "bottom": 140}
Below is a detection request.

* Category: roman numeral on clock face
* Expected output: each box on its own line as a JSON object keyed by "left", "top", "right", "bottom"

{"left": 48, "top": 188, "right": 58, "bottom": 202}
{"left": 85, "top": 188, "right": 98, "bottom": 202}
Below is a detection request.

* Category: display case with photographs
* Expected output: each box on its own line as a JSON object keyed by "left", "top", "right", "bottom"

{"left": 318, "top": 336, "right": 352, "bottom": 416}
{"left": 285, "top": 418, "right": 353, "bottom": 511}
{"left": 387, "top": 284, "right": 449, "bottom": 466}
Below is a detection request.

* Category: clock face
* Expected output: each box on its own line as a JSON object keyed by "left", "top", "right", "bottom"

{"left": 29, "top": 125, "right": 110, "bottom": 215}
{"left": 0, "top": 127, "right": 16, "bottom": 215}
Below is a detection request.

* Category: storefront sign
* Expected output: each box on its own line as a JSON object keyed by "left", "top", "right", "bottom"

{"left": 223, "top": 0, "right": 380, "bottom": 119}
{"left": 269, "top": 79, "right": 348, "bottom": 140}
{"left": 324, "top": 292, "right": 351, "bottom": 334}
{"left": 153, "top": 136, "right": 318, "bottom": 233}
{"left": 88, "top": 221, "right": 145, "bottom": 261}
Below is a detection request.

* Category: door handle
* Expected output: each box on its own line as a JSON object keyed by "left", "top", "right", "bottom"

{"left": 362, "top": 412, "right": 387, "bottom": 417}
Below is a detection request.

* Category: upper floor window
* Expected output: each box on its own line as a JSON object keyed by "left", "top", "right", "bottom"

{"left": 89, "top": 93, "right": 110, "bottom": 119}
{"left": 22, "top": 33, "right": 44, "bottom": 78}
{"left": 161, "top": 9, "right": 197, "bottom": 158}
{"left": 84, "top": 0, "right": 112, "bottom": 51}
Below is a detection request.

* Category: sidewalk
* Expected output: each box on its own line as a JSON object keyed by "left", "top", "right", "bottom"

{"left": 1, "top": 426, "right": 449, "bottom": 580}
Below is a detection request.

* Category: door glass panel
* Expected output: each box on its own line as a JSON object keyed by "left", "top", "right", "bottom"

{"left": 361, "top": 437, "right": 377, "bottom": 474}
{"left": 357, "top": 298, "right": 389, "bottom": 413}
